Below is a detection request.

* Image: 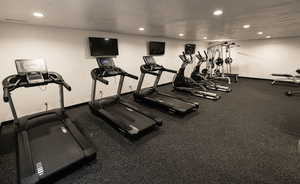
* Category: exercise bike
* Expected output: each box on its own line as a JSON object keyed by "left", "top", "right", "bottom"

{"left": 191, "top": 51, "right": 231, "bottom": 92}
{"left": 173, "top": 52, "right": 221, "bottom": 100}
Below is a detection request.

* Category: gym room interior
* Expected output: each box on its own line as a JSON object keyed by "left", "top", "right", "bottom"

{"left": 0, "top": 0, "right": 300, "bottom": 184}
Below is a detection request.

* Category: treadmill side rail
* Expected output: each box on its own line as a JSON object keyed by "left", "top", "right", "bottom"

{"left": 64, "top": 119, "right": 97, "bottom": 158}
{"left": 18, "top": 131, "right": 40, "bottom": 184}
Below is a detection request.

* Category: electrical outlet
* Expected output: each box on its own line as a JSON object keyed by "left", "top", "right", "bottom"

{"left": 44, "top": 102, "right": 48, "bottom": 112}
{"left": 99, "top": 90, "right": 103, "bottom": 98}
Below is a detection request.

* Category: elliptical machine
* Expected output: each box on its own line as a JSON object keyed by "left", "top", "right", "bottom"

{"left": 191, "top": 51, "right": 231, "bottom": 92}
{"left": 173, "top": 52, "right": 221, "bottom": 100}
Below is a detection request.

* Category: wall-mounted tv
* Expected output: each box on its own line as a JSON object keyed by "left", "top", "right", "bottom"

{"left": 89, "top": 37, "right": 119, "bottom": 56}
{"left": 185, "top": 44, "right": 196, "bottom": 55}
{"left": 149, "top": 41, "right": 165, "bottom": 55}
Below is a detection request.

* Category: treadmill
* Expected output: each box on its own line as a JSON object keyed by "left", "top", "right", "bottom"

{"left": 89, "top": 57, "right": 162, "bottom": 137}
{"left": 134, "top": 56, "right": 199, "bottom": 115}
{"left": 2, "top": 59, "right": 96, "bottom": 184}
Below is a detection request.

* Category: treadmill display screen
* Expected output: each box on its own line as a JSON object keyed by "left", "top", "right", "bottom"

{"left": 15, "top": 59, "right": 48, "bottom": 75}
{"left": 143, "top": 56, "right": 156, "bottom": 64}
{"left": 97, "top": 57, "right": 115, "bottom": 67}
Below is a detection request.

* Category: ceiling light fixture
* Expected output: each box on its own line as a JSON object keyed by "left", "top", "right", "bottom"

{"left": 203, "top": 37, "right": 207, "bottom": 40}
{"left": 179, "top": 33, "right": 184, "bottom": 37}
{"left": 257, "top": 32, "right": 263, "bottom": 35}
{"left": 33, "top": 12, "right": 44, "bottom": 18}
{"left": 243, "top": 24, "right": 251, "bottom": 29}
{"left": 266, "top": 35, "right": 271, "bottom": 39}
{"left": 138, "top": 27, "right": 145, "bottom": 31}
{"left": 213, "top": 10, "right": 223, "bottom": 16}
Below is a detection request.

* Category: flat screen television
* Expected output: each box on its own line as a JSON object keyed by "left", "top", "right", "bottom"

{"left": 149, "top": 41, "right": 165, "bottom": 55}
{"left": 89, "top": 37, "right": 119, "bottom": 56}
{"left": 185, "top": 44, "right": 196, "bottom": 55}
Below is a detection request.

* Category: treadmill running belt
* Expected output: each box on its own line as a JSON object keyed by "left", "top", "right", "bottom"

{"left": 146, "top": 93, "right": 195, "bottom": 111}
{"left": 103, "top": 103, "right": 157, "bottom": 130}
{"left": 28, "top": 120, "right": 84, "bottom": 178}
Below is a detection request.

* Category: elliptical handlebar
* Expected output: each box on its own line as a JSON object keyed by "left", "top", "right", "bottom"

{"left": 180, "top": 52, "right": 193, "bottom": 64}
{"left": 197, "top": 51, "right": 203, "bottom": 59}
{"left": 204, "top": 51, "right": 208, "bottom": 60}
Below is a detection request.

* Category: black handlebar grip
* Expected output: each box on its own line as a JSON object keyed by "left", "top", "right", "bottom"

{"left": 204, "top": 51, "right": 208, "bottom": 59}
{"left": 3, "top": 88, "right": 9, "bottom": 102}
{"left": 126, "top": 73, "right": 139, "bottom": 80}
{"left": 98, "top": 77, "right": 109, "bottom": 85}
{"left": 149, "top": 71, "right": 160, "bottom": 76}
{"left": 63, "top": 82, "right": 72, "bottom": 91}
{"left": 164, "top": 68, "right": 177, "bottom": 74}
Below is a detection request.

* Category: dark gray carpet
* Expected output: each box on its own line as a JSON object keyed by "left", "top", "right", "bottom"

{"left": 1, "top": 78, "right": 300, "bottom": 184}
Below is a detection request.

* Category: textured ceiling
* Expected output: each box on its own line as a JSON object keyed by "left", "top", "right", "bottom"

{"left": 1, "top": 0, "right": 300, "bottom": 41}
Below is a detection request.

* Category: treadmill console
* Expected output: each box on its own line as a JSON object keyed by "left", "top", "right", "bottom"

{"left": 143, "top": 56, "right": 156, "bottom": 65}
{"left": 15, "top": 59, "right": 47, "bottom": 84}
{"left": 96, "top": 57, "right": 121, "bottom": 76}
{"left": 143, "top": 56, "right": 162, "bottom": 70}
{"left": 97, "top": 57, "right": 116, "bottom": 68}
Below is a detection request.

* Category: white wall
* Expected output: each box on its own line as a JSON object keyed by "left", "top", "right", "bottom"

{"left": 0, "top": 22, "right": 194, "bottom": 122}
{"left": 231, "top": 37, "right": 300, "bottom": 79}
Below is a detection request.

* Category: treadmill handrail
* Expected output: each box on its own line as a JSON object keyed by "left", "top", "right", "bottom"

{"left": 91, "top": 68, "right": 138, "bottom": 83}
{"left": 163, "top": 68, "right": 177, "bottom": 74}
{"left": 3, "top": 86, "right": 10, "bottom": 102}
{"left": 140, "top": 65, "right": 160, "bottom": 76}
{"left": 2, "top": 72, "right": 70, "bottom": 95}
{"left": 124, "top": 72, "right": 139, "bottom": 80}
{"left": 141, "top": 64, "right": 176, "bottom": 75}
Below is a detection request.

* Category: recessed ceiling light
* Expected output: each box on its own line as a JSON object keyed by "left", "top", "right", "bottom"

{"left": 179, "top": 33, "right": 184, "bottom": 37}
{"left": 257, "top": 32, "right": 263, "bottom": 35}
{"left": 33, "top": 12, "right": 44, "bottom": 18}
{"left": 266, "top": 36, "right": 271, "bottom": 39}
{"left": 213, "top": 10, "right": 223, "bottom": 16}
{"left": 138, "top": 27, "right": 145, "bottom": 31}
{"left": 243, "top": 24, "right": 251, "bottom": 29}
{"left": 203, "top": 37, "right": 207, "bottom": 40}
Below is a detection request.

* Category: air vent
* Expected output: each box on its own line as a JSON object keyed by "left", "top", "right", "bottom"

{"left": 3, "top": 18, "right": 27, "bottom": 23}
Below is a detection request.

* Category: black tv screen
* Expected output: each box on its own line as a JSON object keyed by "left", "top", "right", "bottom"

{"left": 149, "top": 41, "right": 165, "bottom": 55}
{"left": 89, "top": 37, "right": 119, "bottom": 56}
{"left": 185, "top": 44, "right": 196, "bottom": 55}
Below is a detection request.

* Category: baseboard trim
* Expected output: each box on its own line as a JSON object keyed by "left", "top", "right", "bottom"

{"left": 0, "top": 82, "right": 173, "bottom": 127}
